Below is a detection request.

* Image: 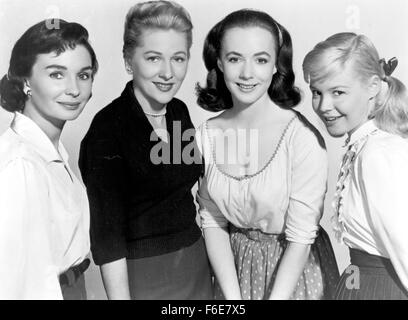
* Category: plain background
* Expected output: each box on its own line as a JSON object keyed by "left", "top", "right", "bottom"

{"left": 1, "top": 0, "right": 407, "bottom": 299}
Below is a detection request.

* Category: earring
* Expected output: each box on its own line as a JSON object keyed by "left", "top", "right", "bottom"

{"left": 125, "top": 65, "right": 133, "bottom": 74}
{"left": 24, "top": 88, "right": 32, "bottom": 97}
{"left": 23, "top": 79, "right": 31, "bottom": 97}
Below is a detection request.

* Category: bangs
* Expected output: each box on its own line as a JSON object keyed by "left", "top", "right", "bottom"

{"left": 303, "top": 48, "right": 347, "bottom": 84}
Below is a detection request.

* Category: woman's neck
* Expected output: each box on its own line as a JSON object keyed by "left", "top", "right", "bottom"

{"left": 228, "top": 95, "right": 279, "bottom": 126}
{"left": 347, "top": 100, "right": 375, "bottom": 138}
{"left": 347, "top": 115, "right": 371, "bottom": 139}
{"left": 133, "top": 86, "right": 166, "bottom": 114}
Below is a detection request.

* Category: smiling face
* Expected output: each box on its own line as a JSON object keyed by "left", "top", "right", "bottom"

{"left": 217, "top": 26, "right": 277, "bottom": 107}
{"left": 126, "top": 28, "right": 189, "bottom": 110}
{"left": 309, "top": 62, "right": 379, "bottom": 137}
{"left": 24, "top": 45, "right": 93, "bottom": 125}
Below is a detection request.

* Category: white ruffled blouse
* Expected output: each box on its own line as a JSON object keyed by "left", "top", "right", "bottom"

{"left": 332, "top": 120, "right": 408, "bottom": 290}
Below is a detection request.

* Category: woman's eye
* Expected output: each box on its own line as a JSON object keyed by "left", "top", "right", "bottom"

{"left": 228, "top": 57, "right": 240, "bottom": 63}
{"left": 79, "top": 73, "right": 91, "bottom": 80}
{"left": 256, "top": 58, "right": 268, "bottom": 64}
{"left": 333, "top": 90, "right": 345, "bottom": 96}
{"left": 173, "top": 56, "right": 186, "bottom": 63}
{"left": 50, "top": 72, "right": 63, "bottom": 79}
{"left": 311, "top": 90, "right": 321, "bottom": 98}
{"left": 147, "top": 56, "right": 160, "bottom": 62}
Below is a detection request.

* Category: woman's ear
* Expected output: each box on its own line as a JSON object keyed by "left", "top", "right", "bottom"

{"left": 217, "top": 58, "right": 223, "bottom": 73}
{"left": 124, "top": 60, "right": 133, "bottom": 75}
{"left": 367, "top": 75, "right": 382, "bottom": 99}
{"left": 23, "top": 79, "right": 31, "bottom": 95}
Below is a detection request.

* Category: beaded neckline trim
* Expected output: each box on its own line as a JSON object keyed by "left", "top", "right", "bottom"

{"left": 204, "top": 116, "right": 297, "bottom": 181}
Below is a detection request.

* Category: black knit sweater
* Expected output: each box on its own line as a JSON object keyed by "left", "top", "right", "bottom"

{"left": 79, "top": 81, "right": 203, "bottom": 265}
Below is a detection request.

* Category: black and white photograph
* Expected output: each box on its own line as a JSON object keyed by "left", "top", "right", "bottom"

{"left": 0, "top": 0, "right": 407, "bottom": 304}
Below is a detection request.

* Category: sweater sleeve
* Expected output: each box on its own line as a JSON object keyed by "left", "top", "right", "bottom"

{"left": 285, "top": 120, "right": 328, "bottom": 244}
{"left": 79, "top": 114, "right": 128, "bottom": 265}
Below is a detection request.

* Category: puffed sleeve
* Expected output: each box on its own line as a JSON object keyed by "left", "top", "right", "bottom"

{"left": 0, "top": 158, "right": 62, "bottom": 299}
{"left": 360, "top": 138, "right": 408, "bottom": 290}
{"left": 285, "top": 119, "right": 328, "bottom": 244}
{"left": 79, "top": 115, "right": 128, "bottom": 266}
{"left": 195, "top": 124, "right": 228, "bottom": 229}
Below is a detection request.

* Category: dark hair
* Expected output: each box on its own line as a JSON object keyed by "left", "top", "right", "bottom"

{"left": 196, "top": 9, "right": 300, "bottom": 112}
{"left": 123, "top": 0, "right": 193, "bottom": 61}
{"left": 0, "top": 19, "right": 98, "bottom": 112}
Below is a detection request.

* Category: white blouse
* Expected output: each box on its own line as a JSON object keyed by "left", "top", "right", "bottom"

{"left": 332, "top": 120, "right": 408, "bottom": 290}
{"left": 0, "top": 112, "right": 90, "bottom": 300}
{"left": 196, "top": 113, "right": 328, "bottom": 245}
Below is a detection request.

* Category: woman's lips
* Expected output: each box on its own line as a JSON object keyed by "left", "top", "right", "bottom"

{"left": 323, "top": 115, "right": 344, "bottom": 125}
{"left": 236, "top": 83, "right": 258, "bottom": 92}
{"left": 153, "top": 82, "right": 174, "bottom": 92}
{"left": 57, "top": 101, "right": 81, "bottom": 109}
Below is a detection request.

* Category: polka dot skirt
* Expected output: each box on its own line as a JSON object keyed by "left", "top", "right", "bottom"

{"left": 214, "top": 225, "right": 340, "bottom": 300}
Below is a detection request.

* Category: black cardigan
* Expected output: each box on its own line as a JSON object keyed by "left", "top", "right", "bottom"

{"left": 79, "top": 81, "right": 203, "bottom": 265}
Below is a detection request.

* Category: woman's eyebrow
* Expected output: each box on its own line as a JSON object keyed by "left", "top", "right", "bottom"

{"left": 45, "top": 64, "right": 67, "bottom": 70}
{"left": 225, "top": 51, "right": 243, "bottom": 57}
{"left": 45, "top": 65, "right": 93, "bottom": 72}
{"left": 144, "top": 50, "right": 162, "bottom": 55}
{"left": 254, "top": 51, "right": 271, "bottom": 57}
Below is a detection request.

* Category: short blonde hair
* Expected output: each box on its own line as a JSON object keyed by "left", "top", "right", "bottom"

{"left": 123, "top": 0, "right": 193, "bottom": 61}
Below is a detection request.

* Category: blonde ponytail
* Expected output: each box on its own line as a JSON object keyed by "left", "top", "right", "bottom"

{"left": 373, "top": 75, "right": 408, "bottom": 138}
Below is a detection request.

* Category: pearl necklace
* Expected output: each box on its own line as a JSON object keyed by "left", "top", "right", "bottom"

{"left": 143, "top": 107, "right": 167, "bottom": 118}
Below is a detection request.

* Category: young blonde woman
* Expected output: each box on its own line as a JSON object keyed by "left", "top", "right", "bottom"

{"left": 303, "top": 32, "right": 408, "bottom": 299}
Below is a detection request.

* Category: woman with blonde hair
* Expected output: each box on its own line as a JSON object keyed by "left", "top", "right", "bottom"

{"left": 79, "top": 1, "right": 212, "bottom": 300}
{"left": 303, "top": 32, "right": 408, "bottom": 299}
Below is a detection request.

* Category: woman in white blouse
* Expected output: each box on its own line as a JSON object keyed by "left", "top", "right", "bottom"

{"left": 0, "top": 19, "right": 98, "bottom": 299}
{"left": 195, "top": 9, "right": 339, "bottom": 300}
{"left": 303, "top": 32, "right": 408, "bottom": 299}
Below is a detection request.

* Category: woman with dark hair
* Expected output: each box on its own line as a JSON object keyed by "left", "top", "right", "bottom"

{"left": 196, "top": 9, "right": 339, "bottom": 300}
{"left": 79, "top": 1, "right": 212, "bottom": 300}
{"left": 0, "top": 19, "right": 98, "bottom": 299}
